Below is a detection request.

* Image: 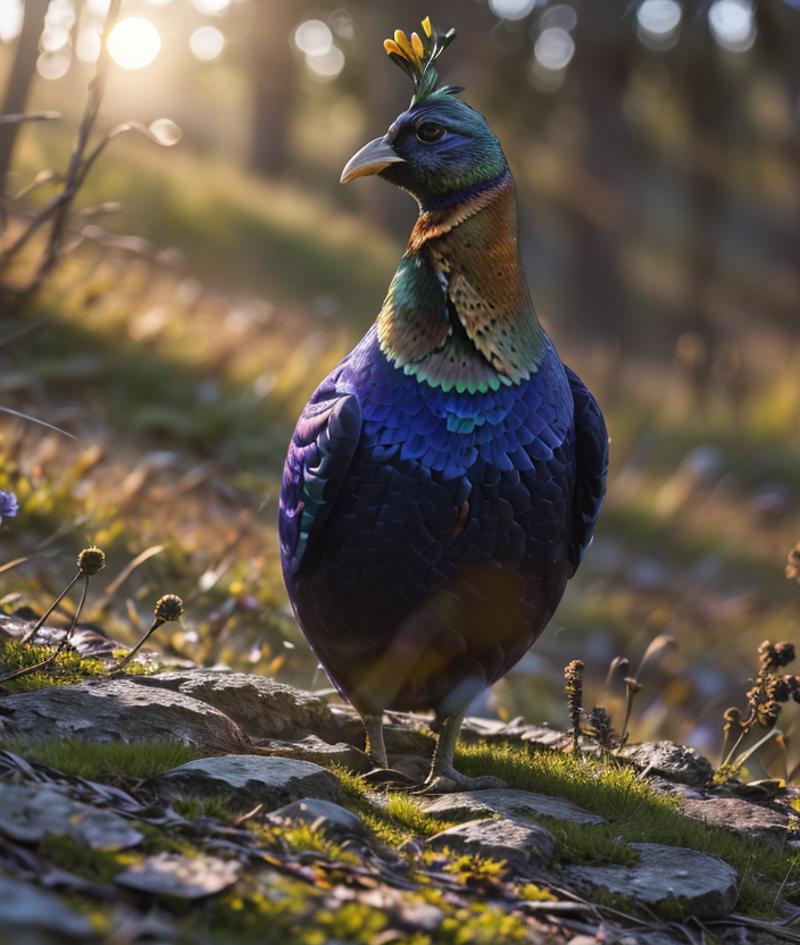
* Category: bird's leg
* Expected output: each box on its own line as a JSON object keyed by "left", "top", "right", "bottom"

{"left": 419, "top": 709, "right": 505, "bottom": 794}
{"left": 360, "top": 712, "right": 416, "bottom": 787}
{"left": 362, "top": 713, "right": 388, "bottom": 769}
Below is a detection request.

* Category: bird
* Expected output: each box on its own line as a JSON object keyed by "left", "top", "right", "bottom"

{"left": 279, "top": 18, "right": 608, "bottom": 792}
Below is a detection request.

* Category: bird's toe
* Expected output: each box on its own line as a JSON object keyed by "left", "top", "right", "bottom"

{"left": 415, "top": 769, "right": 506, "bottom": 795}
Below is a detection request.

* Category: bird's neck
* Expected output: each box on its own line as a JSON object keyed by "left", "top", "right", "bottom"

{"left": 377, "top": 171, "right": 546, "bottom": 392}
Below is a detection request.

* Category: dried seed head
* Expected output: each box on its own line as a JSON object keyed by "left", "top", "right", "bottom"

{"left": 756, "top": 699, "right": 780, "bottom": 728}
{"left": 786, "top": 542, "right": 800, "bottom": 582}
{"left": 154, "top": 594, "right": 184, "bottom": 623}
{"left": 77, "top": 545, "right": 106, "bottom": 575}
{"left": 773, "top": 642, "right": 795, "bottom": 667}
{"left": 564, "top": 659, "right": 585, "bottom": 746}
{"left": 585, "top": 706, "right": 616, "bottom": 749}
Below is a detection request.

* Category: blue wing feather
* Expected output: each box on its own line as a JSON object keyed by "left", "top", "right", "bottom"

{"left": 565, "top": 365, "right": 609, "bottom": 574}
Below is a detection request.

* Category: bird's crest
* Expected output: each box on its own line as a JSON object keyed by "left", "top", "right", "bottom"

{"left": 383, "top": 17, "right": 459, "bottom": 106}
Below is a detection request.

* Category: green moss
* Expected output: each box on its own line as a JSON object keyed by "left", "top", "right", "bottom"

{"left": 456, "top": 740, "right": 798, "bottom": 917}
{"left": 172, "top": 793, "right": 238, "bottom": 823}
{"left": 331, "top": 766, "right": 454, "bottom": 846}
{"left": 0, "top": 639, "right": 108, "bottom": 692}
{"left": 0, "top": 736, "right": 201, "bottom": 780}
{"left": 39, "top": 834, "right": 138, "bottom": 883}
{"left": 538, "top": 817, "right": 638, "bottom": 867}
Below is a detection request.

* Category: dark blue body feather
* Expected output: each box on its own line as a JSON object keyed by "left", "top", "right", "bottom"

{"left": 279, "top": 326, "right": 607, "bottom": 716}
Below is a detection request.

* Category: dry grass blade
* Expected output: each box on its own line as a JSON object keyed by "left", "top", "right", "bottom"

{"left": 0, "top": 554, "right": 33, "bottom": 575}
{"left": 0, "top": 111, "right": 61, "bottom": 125}
{"left": 0, "top": 406, "right": 75, "bottom": 438}
{"left": 634, "top": 634, "right": 676, "bottom": 679}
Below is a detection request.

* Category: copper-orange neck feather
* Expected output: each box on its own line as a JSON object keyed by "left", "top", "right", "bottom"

{"left": 377, "top": 173, "right": 545, "bottom": 394}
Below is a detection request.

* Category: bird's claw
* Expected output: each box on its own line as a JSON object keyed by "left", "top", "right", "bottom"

{"left": 363, "top": 766, "right": 417, "bottom": 789}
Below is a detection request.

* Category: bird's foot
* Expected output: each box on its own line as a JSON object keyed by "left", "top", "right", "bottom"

{"left": 363, "top": 766, "right": 417, "bottom": 789}
{"left": 415, "top": 767, "right": 506, "bottom": 795}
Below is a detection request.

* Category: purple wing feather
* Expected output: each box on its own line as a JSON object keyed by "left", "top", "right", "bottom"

{"left": 279, "top": 384, "right": 362, "bottom": 578}
{"left": 565, "top": 365, "right": 608, "bottom": 574}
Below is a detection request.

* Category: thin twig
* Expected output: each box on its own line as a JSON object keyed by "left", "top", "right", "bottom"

{"left": 22, "top": 570, "right": 82, "bottom": 644}
{"left": 0, "top": 0, "right": 121, "bottom": 290}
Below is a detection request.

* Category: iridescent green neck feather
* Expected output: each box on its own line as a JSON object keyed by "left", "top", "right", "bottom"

{"left": 377, "top": 174, "right": 546, "bottom": 394}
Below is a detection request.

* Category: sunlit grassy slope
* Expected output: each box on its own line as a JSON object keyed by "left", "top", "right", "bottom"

{"left": 2, "top": 139, "right": 799, "bottom": 769}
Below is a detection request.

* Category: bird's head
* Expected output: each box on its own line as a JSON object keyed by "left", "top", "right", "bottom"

{"left": 340, "top": 18, "right": 508, "bottom": 208}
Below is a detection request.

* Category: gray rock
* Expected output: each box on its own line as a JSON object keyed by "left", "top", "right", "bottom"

{"left": 0, "top": 678, "right": 248, "bottom": 753}
{"left": 681, "top": 796, "right": 789, "bottom": 851}
{"left": 258, "top": 734, "right": 371, "bottom": 773}
{"left": 0, "top": 875, "right": 94, "bottom": 939}
{"left": 564, "top": 843, "right": 739, "bottom": 919}
{"left": 161, "top": 754, "right": 342, "bottom": 808}
{"left": 267, "top": 798, "right": 367, "bottom": 838}
{"left": 129, "top": 670, "right": 338, "bottom": 741}
{"left": 116, "top": 852, "right": 240, "bottom": 898}
{"left": 0, "top": 783, "right": 143, "bottom": 851}
{"left": 619, "top": 741, "right": 713, "bottom": 787}
{"left": 418, "top": 788, "right": 606, "bottom": 826}
{"left": 427, "top": 817, "right": 555, "bottom": 872}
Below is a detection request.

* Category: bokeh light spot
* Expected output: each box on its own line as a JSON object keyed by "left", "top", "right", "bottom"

{"left": 294, "top": 19, "right": 333, "bottom": 57}
{"left": 490, "top": 0, "right": 538, "bottom": 20}
{"left": 305, "top": 45, "right": 345, "bottom": 81}
{"left": 637, "top": 0, "right": 681, "bottom": 49}
{"left": 76, "top": 28, "right": 102, "bottom": 63}
{"left": 539, "top": 4, "right": 578, "bottom": 32}
{"left": 708, "top": 0, "right": 756, "bottom": 52}
{"left": 0, "top": 0, "right": 24, "bottom": 43}
{"left": 534, "top": 26, "right": 575, "bottom": 71}
{"left": 190, "top": 25, "right": 225, "bottom": 62}
{"left": 41, "top": 26, "right": 70, "bottom": 53}
{"left": 107, "top": 17, "right": 161, "bottom": 70}
{"left": 191, "top": 0, "right": 230, "bottom": 14}
{"left": 36, "top": 50, "right": 71, "bottom": 81}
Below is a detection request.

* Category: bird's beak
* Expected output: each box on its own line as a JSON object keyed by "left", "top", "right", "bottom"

{"left": 340, "top": 136, "right": 405, "bottom": 184}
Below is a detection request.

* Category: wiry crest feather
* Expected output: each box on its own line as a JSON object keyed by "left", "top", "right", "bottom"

{"left": 383, "top": 16, "right": 458, "bottom": 106}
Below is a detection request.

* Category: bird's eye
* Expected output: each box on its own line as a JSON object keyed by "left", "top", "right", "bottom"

{"left": 415, "top": 121, "right": 445, "bottom": 143}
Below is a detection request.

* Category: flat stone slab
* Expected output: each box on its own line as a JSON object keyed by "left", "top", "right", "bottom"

{"left": 129, "top": 670, "right": 338, "bottom": 741}
{"left": 0, "top": 783, "right": 143, "bottom": 851}
{"left": 0, "top": 875, "right": 94, "bottom": 939}
{"left": 267, "top": 798, "right": 368, "bottom": 839}
{"left": 427, "top": 817, "right": 555, "bottom": 872}
{"left": 418, "top": 789, "right": 606, "bottom": 826}
{"left": 257, "top": 734, "right": 371, "bottom": 773}
{"left": 564, "top": 843, "right": 739, "bottom": 920}
{"left": 681, "top": 796, "right": 790, "bottom": 851}
{"left": 619, "top": 741, "right": 713, "bottom": 787}
{"left": 161, "top": 754, "right": 342, "bottom": 808}
{"left": 0, "top": 678, "right": 249, "bottom": 753}
{"left": 116, "top": 852, "right": 240, "bottom": 898}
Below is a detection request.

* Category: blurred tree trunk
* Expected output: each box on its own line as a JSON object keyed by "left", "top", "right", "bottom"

{"left": 247, "top": 0, "right": 297, "bottom": 178}
{"left": 678, "top": 29, "right": 723, "bottom": 407}
{"left": 0, "top": 0, "right": 48, "bottom": 195}
{"left": 564, "top": 21, "right": 631, "bottom": 348}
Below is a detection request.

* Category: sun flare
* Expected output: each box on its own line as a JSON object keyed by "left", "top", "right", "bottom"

{"left": 106, "top": 17, "right": 161, "bottom": 70}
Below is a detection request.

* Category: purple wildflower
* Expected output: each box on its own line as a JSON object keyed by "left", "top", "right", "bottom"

{"left": 0, "top": 490, "right": 19, "bottom": 524}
